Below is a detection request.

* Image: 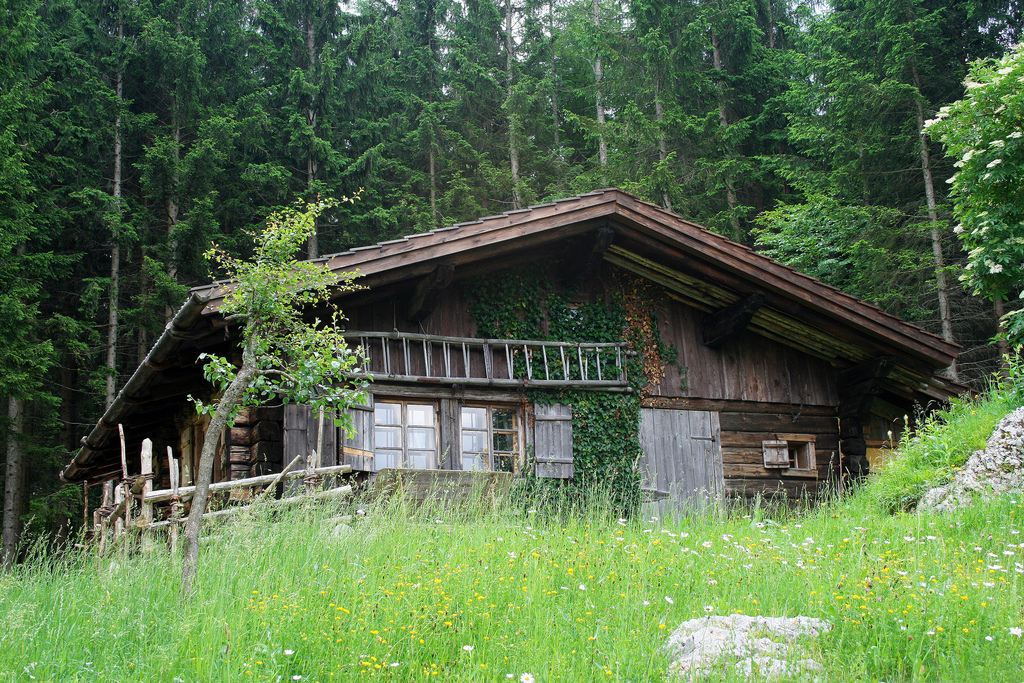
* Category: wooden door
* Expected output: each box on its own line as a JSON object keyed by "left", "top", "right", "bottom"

{"left": 639, "top": 408, "right": 723, "bottom": 521}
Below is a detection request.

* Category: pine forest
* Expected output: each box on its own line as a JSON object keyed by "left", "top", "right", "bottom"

{"left": 2, "top": 0, "right": 1023, "bottom": 552}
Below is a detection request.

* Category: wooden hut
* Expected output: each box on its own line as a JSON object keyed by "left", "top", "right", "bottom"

{"left": 61, "top": 189, "right": 962, "bottom": 516}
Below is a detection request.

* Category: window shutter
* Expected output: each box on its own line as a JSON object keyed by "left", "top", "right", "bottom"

{"left": 762, "top": 440, "right": 789, "bottom": 468}
{"left": 341, "top": 393, "right": 375, "bottom": 472}
{"left": 534, "top": 403, "right": 573, "bottom": 479}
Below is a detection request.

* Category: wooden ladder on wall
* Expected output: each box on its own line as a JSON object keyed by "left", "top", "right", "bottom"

{"left": 343, "top": 330, "right": 632, "bottom": 389}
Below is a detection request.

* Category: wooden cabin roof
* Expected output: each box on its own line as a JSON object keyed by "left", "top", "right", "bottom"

{"left": 62, "top": 188, "right": 962, "bottom": 484}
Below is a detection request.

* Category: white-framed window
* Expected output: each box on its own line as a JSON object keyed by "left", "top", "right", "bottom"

{"left": 374, "top": 400, "right": 437, "bottom": 469}
{"left": 762, "top": 435, "right": 816, "bottom": 472}
{"left": 460, "top": 405, "right": 521, "bottom": 473}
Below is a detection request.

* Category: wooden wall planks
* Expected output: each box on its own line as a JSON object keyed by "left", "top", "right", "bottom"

{"left": 653, "top": 290, "right": 839, "bottom": 405}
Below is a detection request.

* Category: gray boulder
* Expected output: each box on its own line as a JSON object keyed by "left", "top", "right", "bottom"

{"left": 920, "top": 405, "right": 1024, "bottom": 512}
{"left": 664, "top": 614, "right": 831, "bottom": 679}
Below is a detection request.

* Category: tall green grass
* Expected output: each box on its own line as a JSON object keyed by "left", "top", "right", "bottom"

{"left": 862, "top": 360, "right": 1024, "bottom": 514}
{"left": 2, "top": 485, "right": 1022, "bottom": 682}
{"left": 6, "top": 368, "right": 1024, "bottom": 682}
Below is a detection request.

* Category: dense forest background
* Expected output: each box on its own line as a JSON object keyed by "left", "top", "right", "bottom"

{"left": 2, "top": 0, "right": 1022, "bottom": 556}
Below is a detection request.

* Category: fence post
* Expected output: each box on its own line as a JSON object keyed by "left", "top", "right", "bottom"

{"left": 113, "top": 484, "right": 125, "bottom": 548}
{"left": 140, "top": 439, "right": 154, "bottom": 552}
{"left": 168, "top": 446, "right": 182, "bottom": 554}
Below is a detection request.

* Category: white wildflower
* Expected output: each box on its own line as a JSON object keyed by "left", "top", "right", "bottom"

{"left": 665, "top": 596, "right": 674, "bottom": 605}
{"left": 1009, "top": 131, "right": 1023, "bottom": 139}
{"left": 987, "top": 158, "right": 1003, "bottom": 168}
{"left": 953, "top": 224, "right": 965, "bottom": 234}
{"left": 463, "top": 645, "right": 474, "bottom": 652}
{"left": 1009, "top": 627, "right": 1023, "bottom": 637}
{"left": 965, "top": 81, "right": 984, "bottom": 89}
{"left": 990, "top": 264, "right": 1004, "bottom": 274}
{"left": 990, "top": 139, "right": 1005, "bottom": 148}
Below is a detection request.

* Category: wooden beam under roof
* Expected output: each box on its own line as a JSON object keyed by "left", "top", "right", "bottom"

{"left": 703, "top": 293, "right": 765, "bottom": 347}
{"left": 407, "top": 263, "right": 455, "bottom": 322}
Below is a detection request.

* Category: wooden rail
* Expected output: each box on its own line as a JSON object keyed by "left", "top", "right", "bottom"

{"left": 147, "top": 485, "right": 353, "bottom": 529}
{"left": 143, "top": 463, "right": 353, "bottom": 503}
{"left": 93, "top": 434, "right": 354, "bottom": 557}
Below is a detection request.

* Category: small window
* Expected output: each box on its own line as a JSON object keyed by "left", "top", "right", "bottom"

{"left": 762, "top": 435, "right": 816, "bottom": 472}
{"left": 460, "top": 406, "right": 521, "bottom": 473}
{"left": 374, "top": 401, "right": 437, "bottom": 469}
{"left": 788, "top": 441, "right": 815, "bottom": 471}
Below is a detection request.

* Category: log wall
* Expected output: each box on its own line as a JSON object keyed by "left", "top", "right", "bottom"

{"left": 226, "top": 405, "right": 285, "bottom": 479}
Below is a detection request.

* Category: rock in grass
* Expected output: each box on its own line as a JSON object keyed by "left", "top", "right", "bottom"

{"left": 920, "top": 405, "right": 1024, "bottom": 512}
{"left": 664, "top": 614, "right": 831, "bottom": 679}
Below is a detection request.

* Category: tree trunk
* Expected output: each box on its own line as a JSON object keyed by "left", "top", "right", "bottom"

{"left": 138, "top": 246, "right": 148, "bottom": 365}
{"left": 506, "top": 0, "right": 522, "bottom": 209}
{"left": 548, "top": 0, "right": 562, "bottom": 192}
{"left": 654, "top": 78, "right": 672, "bottom": 212}
{"left": 59, "top": 356, "right": 78, "bottom": 452}
{"left": 711, "top": 31, "right": 740, "bottom": 240}
{"left": 165, "top": 97, "right": 181, "bottom": 323}
{"left": 912, "top": 65, "right": 957, "bottom": 380}
{"left": 2, "top": 397, "right": 26, "bottom": 569}
{"left": 181, "top": 343, "right": 258, "bottom": 597}
{"left": 106, "top": 36, "right": 124, "bottom": 410}
{"left": 592, "top": 0, "right": 607, "bottom": 175}
{"left": 305, "top": 14, "right": 319, "bottom": 259}
{"left": 429, "top": 144, "right": 438, "bottom": 225}
{"left": 994, "top": 294, "right": 1010, "bottom": 377}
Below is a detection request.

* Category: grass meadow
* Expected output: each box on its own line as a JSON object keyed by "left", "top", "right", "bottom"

{"left": 3, "top": 384, "right": 1024, "bottom": 682}
{"left": 1, "top": 489, "right": 1022, "bottom": 682}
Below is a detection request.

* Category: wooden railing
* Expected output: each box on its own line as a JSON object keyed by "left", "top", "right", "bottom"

{"left": 343, "top": 330, "right": 632, "bottom": 389}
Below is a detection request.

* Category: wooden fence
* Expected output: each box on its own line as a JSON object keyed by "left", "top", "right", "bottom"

{"left": 90, "top": 428, "right": 352, "bottom": 557}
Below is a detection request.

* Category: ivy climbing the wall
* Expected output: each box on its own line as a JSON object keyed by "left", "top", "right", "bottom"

{"left": 465, "top": 264, "right": 673, "bottom": 517}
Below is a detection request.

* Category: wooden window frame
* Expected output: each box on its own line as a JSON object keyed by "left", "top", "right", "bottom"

{"left": 459, "top": 404, "right": 523, "bottom": 474}
{"left": 373, "top": 399, "right": 439, "bottom": 470}
{"left": 762, "top": 434, "right": 817, "bottom": 474}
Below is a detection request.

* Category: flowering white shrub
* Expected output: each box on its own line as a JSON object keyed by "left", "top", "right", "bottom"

{"left": 929, "top": 44, "right": 1024, "bottom": 341}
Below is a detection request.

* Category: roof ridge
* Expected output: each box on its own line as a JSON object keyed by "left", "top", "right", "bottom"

{"left": 313, "top": 189, "right": 611, "bottom": 263}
